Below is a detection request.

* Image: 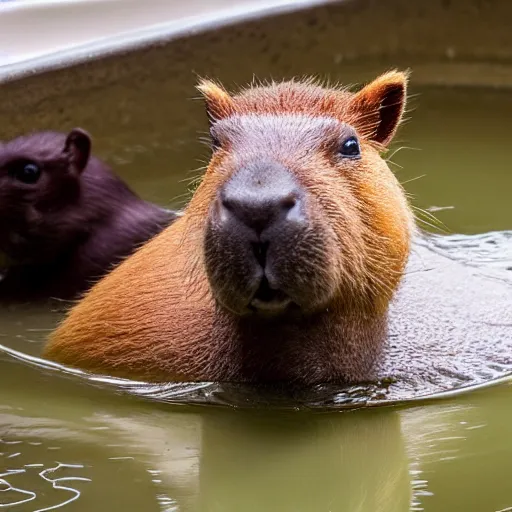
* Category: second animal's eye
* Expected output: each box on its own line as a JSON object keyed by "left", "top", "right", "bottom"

{"left": 10, "top": 162, "right": 42, "bottom": 184}
{"left": 340, "top": 136, "right": 361, "bottom": 158}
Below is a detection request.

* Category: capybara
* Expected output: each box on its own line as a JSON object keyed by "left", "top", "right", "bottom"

{"left": 44, "top": 71, "right": 414, "bottom": 384}
{"left": 0, "top": 129, "right": 177, "bottom": 300}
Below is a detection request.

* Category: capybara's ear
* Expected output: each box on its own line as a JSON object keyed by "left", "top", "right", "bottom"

{"left": 348, "top": 70, "right": 409, "bottom": 147}
{"left": 64, "top": 128, "right": 91, "bottom": 173}
{"left": 197, "top": 79, "right": 235, "bottom": 125}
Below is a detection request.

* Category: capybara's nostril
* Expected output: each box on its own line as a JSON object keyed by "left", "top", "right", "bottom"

{"left": 215, "top": 158, "right": 306, "bottom": 236}
{"left": 223, "top": 192, "right": 296, "bottom": 214}
{"left": 222, "top": 191, "right": 297, "bottom": 213}
{"left": 225, "top": 191, "right": 299, "bottom": 234}
{"left": 221, "top": 196, "right": 235, "bottom": 213}
{"left": 219, "top": 186, "right": 303, "bottom": 235}
{"left": 280, "top": 193, "right": 297, "bottom": 211}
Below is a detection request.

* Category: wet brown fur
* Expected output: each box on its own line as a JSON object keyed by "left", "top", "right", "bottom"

{"left": 44, "top": 72, "right": 414, "bottom": 385}
{"left": 0, "top": 129, "right": 177, "bottom": 300}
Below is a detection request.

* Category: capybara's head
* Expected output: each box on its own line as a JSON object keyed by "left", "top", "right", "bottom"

{"left": 0, "top": 129, "right": 91, "bottom": 263}
{"left": 196, "top": 72, "right": 414, "bottom": 317}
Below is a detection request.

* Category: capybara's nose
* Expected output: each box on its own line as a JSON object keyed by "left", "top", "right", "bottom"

{"left": 221, "top": 187, "right": 300, "bottom": 235}
{"left": 216, "top": 159, "right": 306, "bottom": 237}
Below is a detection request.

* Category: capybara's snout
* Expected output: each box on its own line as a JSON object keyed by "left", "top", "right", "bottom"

{"left": 205, "top": 158, "right": 312, "bottom": 316}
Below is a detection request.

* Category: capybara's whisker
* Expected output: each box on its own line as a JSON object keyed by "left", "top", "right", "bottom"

{"left": 400, "top": 174, "right": 426, "bottom": 185}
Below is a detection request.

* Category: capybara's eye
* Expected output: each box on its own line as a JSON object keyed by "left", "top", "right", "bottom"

{"left": 340, "top": 136, "right": 361, "bottom": 158}
{"left": 10, "top": 161, "right": 42, "bottom": 184}
{"left": 210, "top": 132, "right": 221, "bottom": 151}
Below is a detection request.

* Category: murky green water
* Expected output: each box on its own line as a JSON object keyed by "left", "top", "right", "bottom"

{"left": 1, "top": 85, "right": 511, "bottom": 511}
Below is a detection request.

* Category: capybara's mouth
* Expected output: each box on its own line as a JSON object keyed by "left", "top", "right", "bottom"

{"left": 249, "top": 276, "right": 293, "bottom": 315}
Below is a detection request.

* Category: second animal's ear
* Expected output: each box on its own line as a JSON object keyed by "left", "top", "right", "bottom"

{"left": 348, "top": 70, "right": 408, "bottom": 147}
{"left": 64, "top": 128, "right": 91, "bottom": 173}
{"left": 197, "top": 79, "right": 235, "bottom": 125}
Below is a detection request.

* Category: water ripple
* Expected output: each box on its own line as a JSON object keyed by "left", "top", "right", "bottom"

{"left": 0, "top": 443, "right": 90, "bottom": 511}
{"left": 0, "top": 232, "right": 511, "bottom": 411}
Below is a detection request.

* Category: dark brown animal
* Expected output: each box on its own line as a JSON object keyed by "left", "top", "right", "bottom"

{"left": 0, "top": 129, "right": 177, "bottom": 300}
{"left": 44, "top": 72, "right": 414, "bottom": 384}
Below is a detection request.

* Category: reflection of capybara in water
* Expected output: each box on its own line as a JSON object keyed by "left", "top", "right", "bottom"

{"left": 45, "top": 71, "right": 414, "bottom": 383}
{"left": 0, "top": 129, "right": 177, "bottom": 300}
